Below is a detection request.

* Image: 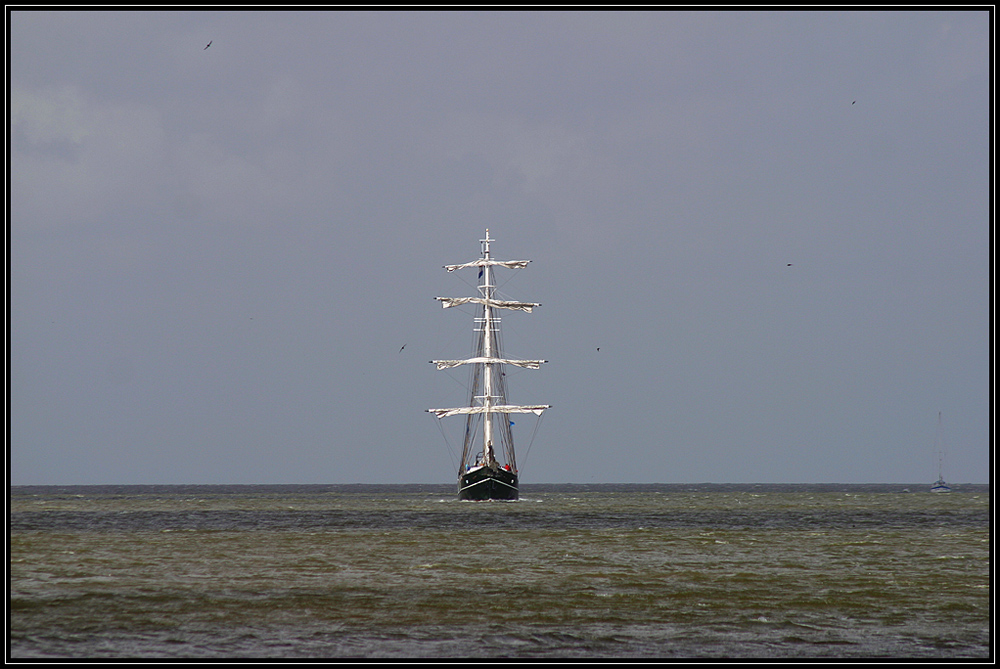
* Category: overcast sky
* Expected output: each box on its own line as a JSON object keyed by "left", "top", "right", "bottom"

{"left": 10, "top": 10, "right": 990, "bottom": 485}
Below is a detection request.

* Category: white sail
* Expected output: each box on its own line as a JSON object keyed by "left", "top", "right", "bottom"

{"left": 431, "top": 357, "right": 547, "bottom": 370}
{"left": 444, "top": 259, "right": 530, "bottom": 272}
{"left": 427, "top": 404, "right": 550, "bottom": 419}
{"left": 435, "top": 296, "right": 540, "bottom": 312}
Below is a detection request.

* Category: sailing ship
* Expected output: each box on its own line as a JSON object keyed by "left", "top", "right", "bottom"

{"left": 427, "top": 230, "right": 549, "bottom": 500}
{"left": 930, "top": 411, "right": 951, "bottom": 493}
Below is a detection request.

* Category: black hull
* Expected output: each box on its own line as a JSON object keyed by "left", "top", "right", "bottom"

{"left": 458, "top": 467, "right": 519, "bottom": 501}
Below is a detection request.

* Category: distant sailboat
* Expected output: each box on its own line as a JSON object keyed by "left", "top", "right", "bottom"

{"left": 930, "top": 411, "right": 951, "bottom": 493}
{"left": 427, "top": 229, "right": 550, "bottom": 500}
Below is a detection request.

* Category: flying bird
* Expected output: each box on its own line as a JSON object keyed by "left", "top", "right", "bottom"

{"left": 852, "top": 100, "right": 856, "bottom": 105}
{"left": 204, "top": 40, "right": 212, "bottom": 50}
{"left": 399, "top": 344, "right": 406, "bottom": 353}
{"left": 787, "top": 263, "right": 793, "bottom": 267}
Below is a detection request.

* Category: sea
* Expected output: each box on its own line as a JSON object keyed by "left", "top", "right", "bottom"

{"left": 8, "top": 483, "right": 992, "bottom": 660}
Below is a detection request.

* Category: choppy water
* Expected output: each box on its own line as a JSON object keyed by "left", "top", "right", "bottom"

{"left": 9, "top": 484, "right": 991, "bottom": 659}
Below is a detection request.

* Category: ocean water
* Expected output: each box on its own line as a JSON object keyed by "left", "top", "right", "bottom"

{"left": 9, "top": 484, "right": 991, "bottom": 659}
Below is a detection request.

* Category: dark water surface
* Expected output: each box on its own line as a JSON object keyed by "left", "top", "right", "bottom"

{"left": 9, "top": 484, "right": 991, "bottom": 659}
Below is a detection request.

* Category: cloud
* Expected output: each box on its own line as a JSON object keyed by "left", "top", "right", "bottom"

{"left": 10, "top": 78, "right": 318, "bottom": 235}
{"left": 11, "top": 84, "right": 168, "bottom": 231}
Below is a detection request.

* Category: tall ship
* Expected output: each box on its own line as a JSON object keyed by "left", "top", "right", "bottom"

{"left": 427, "top": 230, "right": 550, "bottom": 500}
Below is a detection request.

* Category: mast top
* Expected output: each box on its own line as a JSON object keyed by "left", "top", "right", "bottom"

{"left": 481, "top": 228, "right": 492, "bottom": 259}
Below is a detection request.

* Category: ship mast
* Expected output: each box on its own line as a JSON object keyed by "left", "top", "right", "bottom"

{"left": 480, "top": 229, "right": 496, "bottom": 467}
{"left": 428, "top": 229, "right": 549, "bottom": 478}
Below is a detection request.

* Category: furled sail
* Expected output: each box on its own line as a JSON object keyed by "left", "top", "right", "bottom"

{"left": 431, "top": 357, "right": 547, "bottom": 370}
{"left": 444, "top": 259, "right": 530, "bottom": 272}
{"left": 427, "top": 404, "right": 550, "bottom": 419}
{"left": 435, "top": 296, "right": 540, "bottom": 312}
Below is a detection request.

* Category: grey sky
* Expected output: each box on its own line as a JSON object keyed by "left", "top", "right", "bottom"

{"left": 10, "top": 10, "right": 990, "bottom": 484}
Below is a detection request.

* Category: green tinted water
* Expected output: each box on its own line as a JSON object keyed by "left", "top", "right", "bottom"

{"left": 10, "top": 485, "right": 990, "bottom": 658}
